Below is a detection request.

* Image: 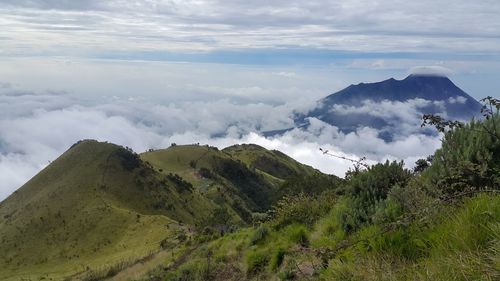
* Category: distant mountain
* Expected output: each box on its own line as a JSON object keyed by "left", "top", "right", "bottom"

{"left": 269, "top": 74, "right": 482, "bottom": 141}
{"left": 0, "top": 140, "right": 321, "bottom": 280}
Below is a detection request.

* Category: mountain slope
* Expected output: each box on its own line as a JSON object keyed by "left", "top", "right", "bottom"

{"left": 0, "top": 140, "right": 216, "bottom": 280}
{"left": 141, "top": 143, "right": 319, "bottom": 213}
{"left": 0, "top": 140, "right": 320, "bottom": 280}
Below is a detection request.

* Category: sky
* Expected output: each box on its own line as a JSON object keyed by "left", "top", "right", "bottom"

{"left": 1, "top": 0, "right": 500, "bottom": 200}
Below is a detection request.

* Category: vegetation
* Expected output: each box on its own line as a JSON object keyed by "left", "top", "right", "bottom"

{"left": 0, "top": 99, "right": 498, "bottom": 280}
{"left": 152, "top": 101, "right": 499, "bottom": 281}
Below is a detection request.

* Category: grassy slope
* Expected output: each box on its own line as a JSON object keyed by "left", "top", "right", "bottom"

{"left": 0, "top": 140, "right": 214, "bottom": 280}
{"left": 223, "top": 144, "right": 317, "bottom": 180}
{"left": 141, "top": 144, "right": 318, "bottom": 216}
{"left": 160, "top": 194, "right": 500, "bottom": 281}
{"left": 0, "top": 141, "right": 318, "bottom": 280}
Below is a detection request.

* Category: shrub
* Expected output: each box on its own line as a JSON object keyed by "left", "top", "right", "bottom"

{"left": 250, "top": 225, "right": 270, "bottom": 245}
{"left": 279, "top": 173, "right": 341, "bottom": 197}
{"left": 426, "top": 194, "right": 500, "bottom": 253}
{"left": 423, "top": 115, "right": 500, "bottom": 194}
{"left": 269, "top": 247, "right": 286, "bottom": 271}
{"left": 271, "top": 192, "right": 334, "bottom": 229}
{"left": 339, "top": 161, "right": 412, "bottom": 233}
{"left": 245, "top": 249, "right": 270, "bottom": 274}
{"left": 285, "top": 224, "right": 309, "bottom": 246}
{"left": 372, "top": 198, "right": 402, "bottom": 225}
{"left": 369, "top": 227, "right": 427, "bottom": 260}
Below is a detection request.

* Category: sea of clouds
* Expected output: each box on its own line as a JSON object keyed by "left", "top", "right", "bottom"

{"left": 0, "top": 0, "right": 498, "bottom": 201}
{"left": 0, "top": 80, "right": 444, "bottom": 201}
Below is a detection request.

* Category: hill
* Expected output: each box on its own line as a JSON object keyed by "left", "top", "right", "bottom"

{"left": 0, "top": 140, "right": 216, "bottom": 280}
{"left": 0, "top": 141, "right": 322, "bottom": 280}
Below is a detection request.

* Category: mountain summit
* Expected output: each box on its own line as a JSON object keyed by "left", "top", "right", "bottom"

{"left": 288, "top": 74, "right": 482, "bottom": 141}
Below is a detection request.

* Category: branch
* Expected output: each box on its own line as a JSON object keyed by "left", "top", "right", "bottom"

{"left": 319, "top": 148, "right": 369, "bottom": 169}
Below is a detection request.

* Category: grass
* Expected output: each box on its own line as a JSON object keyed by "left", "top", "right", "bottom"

{"left": 0, "top": 141, "right": 202, "bottom": 280}
{"left": 0, "top": 141, "right": 315, "bottom": 280}
{"left": 159, "top": 194, "right": 499, "bottom": 281}
{"left": 3, "top": 139, "right": 497, "bottom": 280}
{"left": 320, "top": 194, "right": 500, "bottom": 281}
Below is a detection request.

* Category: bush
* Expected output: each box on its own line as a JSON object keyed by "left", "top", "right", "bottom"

{"left": 245, "top": 249, "right": 270, "bottom": 274}
{"left": 426, "top": 194, "right": 500, "bottom": 253}
{"left": 339, "top": 161, "right": 411, "bottom": 233}
{"left": 285, "top": 224, "right": 309, "bottom": 246}
{"left": 279, "top": 173, "right": 342, "bottom": 197}
{"left": 423, "top": 115, "right": 500, "bottom": 194}
{"left": 372, "top": 198, "right": 402, "bottom": 225}
{"left": 250, "top": 225, "right": 270, "bottom": 245}
{"left": 269, "top": 247, "right": 286, "bottom": 271}
{"left": 271, "top": 192, "right": 334, "bottom": 229}
{"left": 164, "top": 260, "right": 208, "bottom": 281}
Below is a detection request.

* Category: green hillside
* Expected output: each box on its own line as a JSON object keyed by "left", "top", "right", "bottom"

{"left": 141, "top": 143, "right": 320, "bottom": 216}
{"left": 140, "top": 114, "right": 500, "bottom": 281}
{"left": 0, "top": 141, "right": 321, "bottom": 280}
{"left": 0, "top": 140, "right": 215, "bottom": 280}
{"left": 1, "top": 108, "right": 498, "bottom": 281}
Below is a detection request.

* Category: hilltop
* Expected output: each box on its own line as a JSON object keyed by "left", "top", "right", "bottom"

{"left": 0, "top": 140, "right": 326, "bottom": 280}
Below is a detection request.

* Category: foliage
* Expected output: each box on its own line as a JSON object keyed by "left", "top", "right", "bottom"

{"left": 270, "top": 192, "right": 335, "bottom": 229}
{"left": 250, "top": 225, "right": 270, "bottom": 245}
{"left": 279, "top": 173, "right": 341, "bottom": 197}
{"left": 339, "top": 161, "right": 411, "bottom": 233}
{"left": 4, "top": 99, "right": 500, "bottom": 280}
{"left": 245, "top": 248, "right": 270, "bottom": 274}
{"left": 166, "top": 173, "right": 194, "bottom": 191}
{"left": 284, "top": 224, "right": 309, "bottom": 246}
{"left": 423, "top": 115, "right": 500, "bottom": 194}
{"left": 269, "top": 247, "right": 286, "bottom": 271}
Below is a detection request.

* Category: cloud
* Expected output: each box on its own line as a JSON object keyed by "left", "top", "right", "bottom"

{"left": 327, "top": 98, "right": 447, "bottom": 138}
{"left": 0, "top": 83, "right": 444, "bottom": 200}
{"left": 1, "top": 1, "right": 500, "bottom": 56}
{"left": 271, "top": 72, "right": 297, "bottom": 78}
{"left": 409, "top": 65, "right": 455, "bottom": 77}
{"left": 448, "top": 96, "right": 467, "bottom": 104}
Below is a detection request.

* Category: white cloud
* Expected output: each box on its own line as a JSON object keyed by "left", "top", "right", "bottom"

{"left": 0, "top": 85, "right": 444, "bottom": 200}
{"left": 448, "top": 96, "right": 467, "bottom": 104}
{"left": 409, "top": 65, "right": 455, "bottom": 77}
{"left": 0, "top": 1, "right": 500, "bottom": 55}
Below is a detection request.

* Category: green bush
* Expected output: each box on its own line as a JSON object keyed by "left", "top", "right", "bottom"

{"left": 285, "top": 224, "right": 309, "bottom": 246}
{"left": 245, "top": 249, "right": 270, "bottom": 274}
{"left": 271, "top": 192, "right": 334, "bottom": 229}
{"left": 269, "top": 247, "right": 286, "bottom": 271}
{"left": 279, "top": 173, "right": 342, "bottom": 197}
{"left": 250, "top": 225, "right": 270, "bottom": 245}
{"left": 423, "top": 115, "right": 500, "bottom": 194}
{"left": 426, "top": 194, "right": 500, "bottom": 253}
{"left": 340, "top": 161, "right": 411, "bottom": 233}
{"left": 372, "top": 198, "right": 402, "bottom": 224}
{"left": 164, "top": 260, "right": 208, "bottom": 281}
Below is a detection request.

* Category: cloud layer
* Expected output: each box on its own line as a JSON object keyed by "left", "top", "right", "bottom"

{"left": 0, "top": 1, "right": 496, "bottom": 201}
{"left": 0, "top": 80, "right": 444, "bottom": 201}
{"left": 1, "top": 0, "right": 500, "bottom": 56}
